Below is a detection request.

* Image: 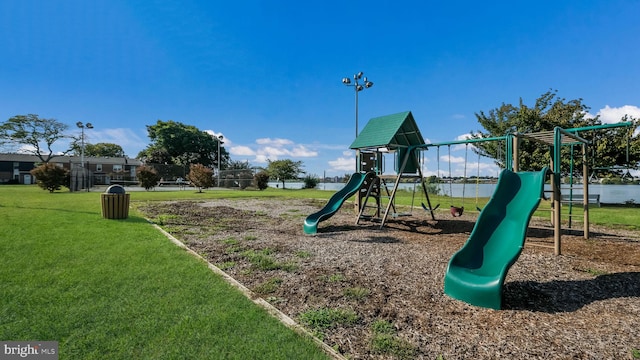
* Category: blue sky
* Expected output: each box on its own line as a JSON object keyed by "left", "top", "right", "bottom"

{"left": 1, "top": 1, "right": 639, "bottom": 178}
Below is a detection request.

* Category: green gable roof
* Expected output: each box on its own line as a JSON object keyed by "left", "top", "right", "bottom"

{"left": 349, "top": 111, "right": 425, "bottom": 150}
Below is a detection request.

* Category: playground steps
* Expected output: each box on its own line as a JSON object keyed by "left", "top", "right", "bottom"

{"left": 357, "top": 175, "right": 405, "bottom": 222}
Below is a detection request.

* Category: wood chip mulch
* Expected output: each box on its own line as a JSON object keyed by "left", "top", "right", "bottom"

{"left": 137, "top": 198, "right": 640, "bottom": 360}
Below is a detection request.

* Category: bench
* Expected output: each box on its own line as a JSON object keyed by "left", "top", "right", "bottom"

{"left": 560, "top": 194, "right": 600, "bottom": 207}
{"left": 158, "top": 181, "right": 178, "bottom": 186}
{"left": 158, "top": 180, "right": 192, "bottom": 189}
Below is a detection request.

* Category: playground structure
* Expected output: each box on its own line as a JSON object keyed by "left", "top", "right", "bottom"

{"left": 303, "top": 110, "right": 635, "bottom": 309}
{"left": 305, "top": 110, "right": 634, "bottom": 255}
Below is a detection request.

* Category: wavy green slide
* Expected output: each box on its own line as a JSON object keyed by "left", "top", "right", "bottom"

{"left": 444, "top": 167, "right": 548, "bottom": 309}
{"left": 303, "top": 172, "right": 374, "bottom": 235}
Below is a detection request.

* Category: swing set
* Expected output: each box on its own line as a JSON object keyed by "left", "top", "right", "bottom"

{"left": 424, "top": 138, "right": 507, "bottom": 218}
{"left": 588, "top": 126, "right": 637, "bottom": 182}
{"left": 341, "top": 110, "right": 635, "bottom": 255}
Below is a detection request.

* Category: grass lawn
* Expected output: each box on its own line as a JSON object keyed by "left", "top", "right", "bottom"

{"left": 0, "top": 185, "right": 330, "bottom": 360}
{"left": 3, "top": 183, "right": 637, "bottom": 359}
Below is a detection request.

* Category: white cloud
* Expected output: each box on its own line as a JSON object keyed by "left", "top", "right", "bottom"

{"left": 230, "top": 137, "right": 319, "bottom": 164}
{"left": 443, "top": 154, "right": 465, "bottom": 164}
{"left": 256, "top": 138, "right": 293, "bottom": 146}
{"left": 260, "top": 146, "right": 289, "bottom": 157}
{"left": 253, "top": 154, "right": 270, "bottom": 164}
{"left": 290, "top": 145, "right": 318, "bottom": 157}
{"left": 595, "top": 105, "right": 640, "bottom": 124}
{"left": 451, "top": 133, "right": 475, "bottom": 151}
{"left": 204, "top": 130, "right": 230, "bottom": 145}
{"left": 328, "top": 156, "right": 355, "bottom": 171}
{"left": 16, "top": 145, "right": 37, "bottom": 154}
{"left": 229, "top": 145, "right": 255, "bottom": 156}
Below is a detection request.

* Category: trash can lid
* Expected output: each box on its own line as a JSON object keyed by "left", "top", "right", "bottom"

{"left": 105, "top": 185, "right": 126, "bottom": 194}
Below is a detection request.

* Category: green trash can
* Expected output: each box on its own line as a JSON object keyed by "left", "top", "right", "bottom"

{"left": 101, "top": 185, "right": 130, "bottom": 219}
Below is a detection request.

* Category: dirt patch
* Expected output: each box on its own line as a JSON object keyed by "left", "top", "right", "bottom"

{"left": 138, "top": 198, "right": 640, "bottom": 360}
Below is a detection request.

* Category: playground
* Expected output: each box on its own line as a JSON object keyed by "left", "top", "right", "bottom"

{"left": 139, "top": 197, "right": 640, "bottom": 359}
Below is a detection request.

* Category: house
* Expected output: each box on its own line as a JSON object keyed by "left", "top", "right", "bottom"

{"left": 0, "top": 153, "right": 143, "bottom": 189}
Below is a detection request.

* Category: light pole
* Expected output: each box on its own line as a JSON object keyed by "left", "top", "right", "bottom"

{"left": 342, "top": 71, "right": 373, "bottom": 139}
{"left": 76, "top": 122, "right": 93, "bottom": 191}
{"left": 217, "top": 135, "right": 224, "bottom": 187}
{"left": 342, "top": 71, "right": 373, "bottom": 172}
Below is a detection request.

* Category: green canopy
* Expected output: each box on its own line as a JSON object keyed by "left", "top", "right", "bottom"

{"left": 349, "top": 111, "right": 425, "bottom": 151}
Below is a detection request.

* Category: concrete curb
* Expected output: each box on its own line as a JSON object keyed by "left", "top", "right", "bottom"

{"left": 149, "top": 222, "right": 347, "bottom": 360}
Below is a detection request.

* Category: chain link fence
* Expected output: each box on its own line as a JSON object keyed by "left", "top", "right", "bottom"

{"left": 146, "top": 164, "right": 259, "bottom": 188}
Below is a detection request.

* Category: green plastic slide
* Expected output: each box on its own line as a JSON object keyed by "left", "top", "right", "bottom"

{"left": 303, "top": 172, "right": 375, "bottom": 235}
{"left": 444, "top": 167, "right": 549, "bottom": 309}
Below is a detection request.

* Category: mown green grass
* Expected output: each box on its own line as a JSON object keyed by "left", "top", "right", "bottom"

{"left": 3, "top": 183, "right": 637, "bottom": 359}
{"left": 0, "top": 185, "right": 329, "bottom": 360}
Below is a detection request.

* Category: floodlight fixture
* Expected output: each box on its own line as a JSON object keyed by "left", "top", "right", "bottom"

{"left": 341, "top": 71, "right": 374, "bottom": 170}
{"left": 76, "top": 121, "right": 95, "bottom": 190}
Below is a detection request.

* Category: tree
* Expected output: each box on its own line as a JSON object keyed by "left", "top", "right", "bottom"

{"left": 137, "top": 165, "right": 161, "bottom": 191}
{"left": 30, "top": 163, "right": 69, "bottom": 192}
{"left": 303, "top": 175, "right": 319, "bottom": 189}
{"left": 138, "top": 120, "right": 228, "bottom": 168}
{"left": 267, "top": 159, "right": 304, "bottom": 189}
{"left": 187, "top": 163, "right": 214, "bottom": 192}
{"left": 253, "top": 171, "right": 270, "bottom": 190}
{"left": 137, "top": 144, "right": 173, "bottom": 165}
{"left": 0, "top": 114, "right": 70, "bottom": 163}
{"left": 471, "top": 90, "right": 640, "bottom": 175}
{"left": 588, "top": 115, "right": 640, "bottom": 178}
{"left": 71, "top": 142, "right": 125, "bottom": 157}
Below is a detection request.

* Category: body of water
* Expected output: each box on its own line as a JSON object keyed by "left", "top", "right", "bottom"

{"left": 268, "top": 182, "right": 640, "bottom": 204}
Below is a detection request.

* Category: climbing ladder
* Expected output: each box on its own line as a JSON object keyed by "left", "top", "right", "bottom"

{"left": 356, "top": 146, "right": 437, "bottom": 228}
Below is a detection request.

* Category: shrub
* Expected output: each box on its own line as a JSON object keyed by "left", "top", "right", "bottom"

{"left": 137, "top": 165, "right": 161, "bottom": 190}
{"left": 303, "top": 175, "right": 319, "bottom": 189}
{"left": 253, "top": 171, "right": 270, "bottom": 190}
{"left": 30, "top": 163, "right": 69, "bottom": 193}
{"left": 419, "top": 182, "right": 441, "bottom": 195}
{"left": 187, "top": 163, "right": 214, "bottom": 192}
